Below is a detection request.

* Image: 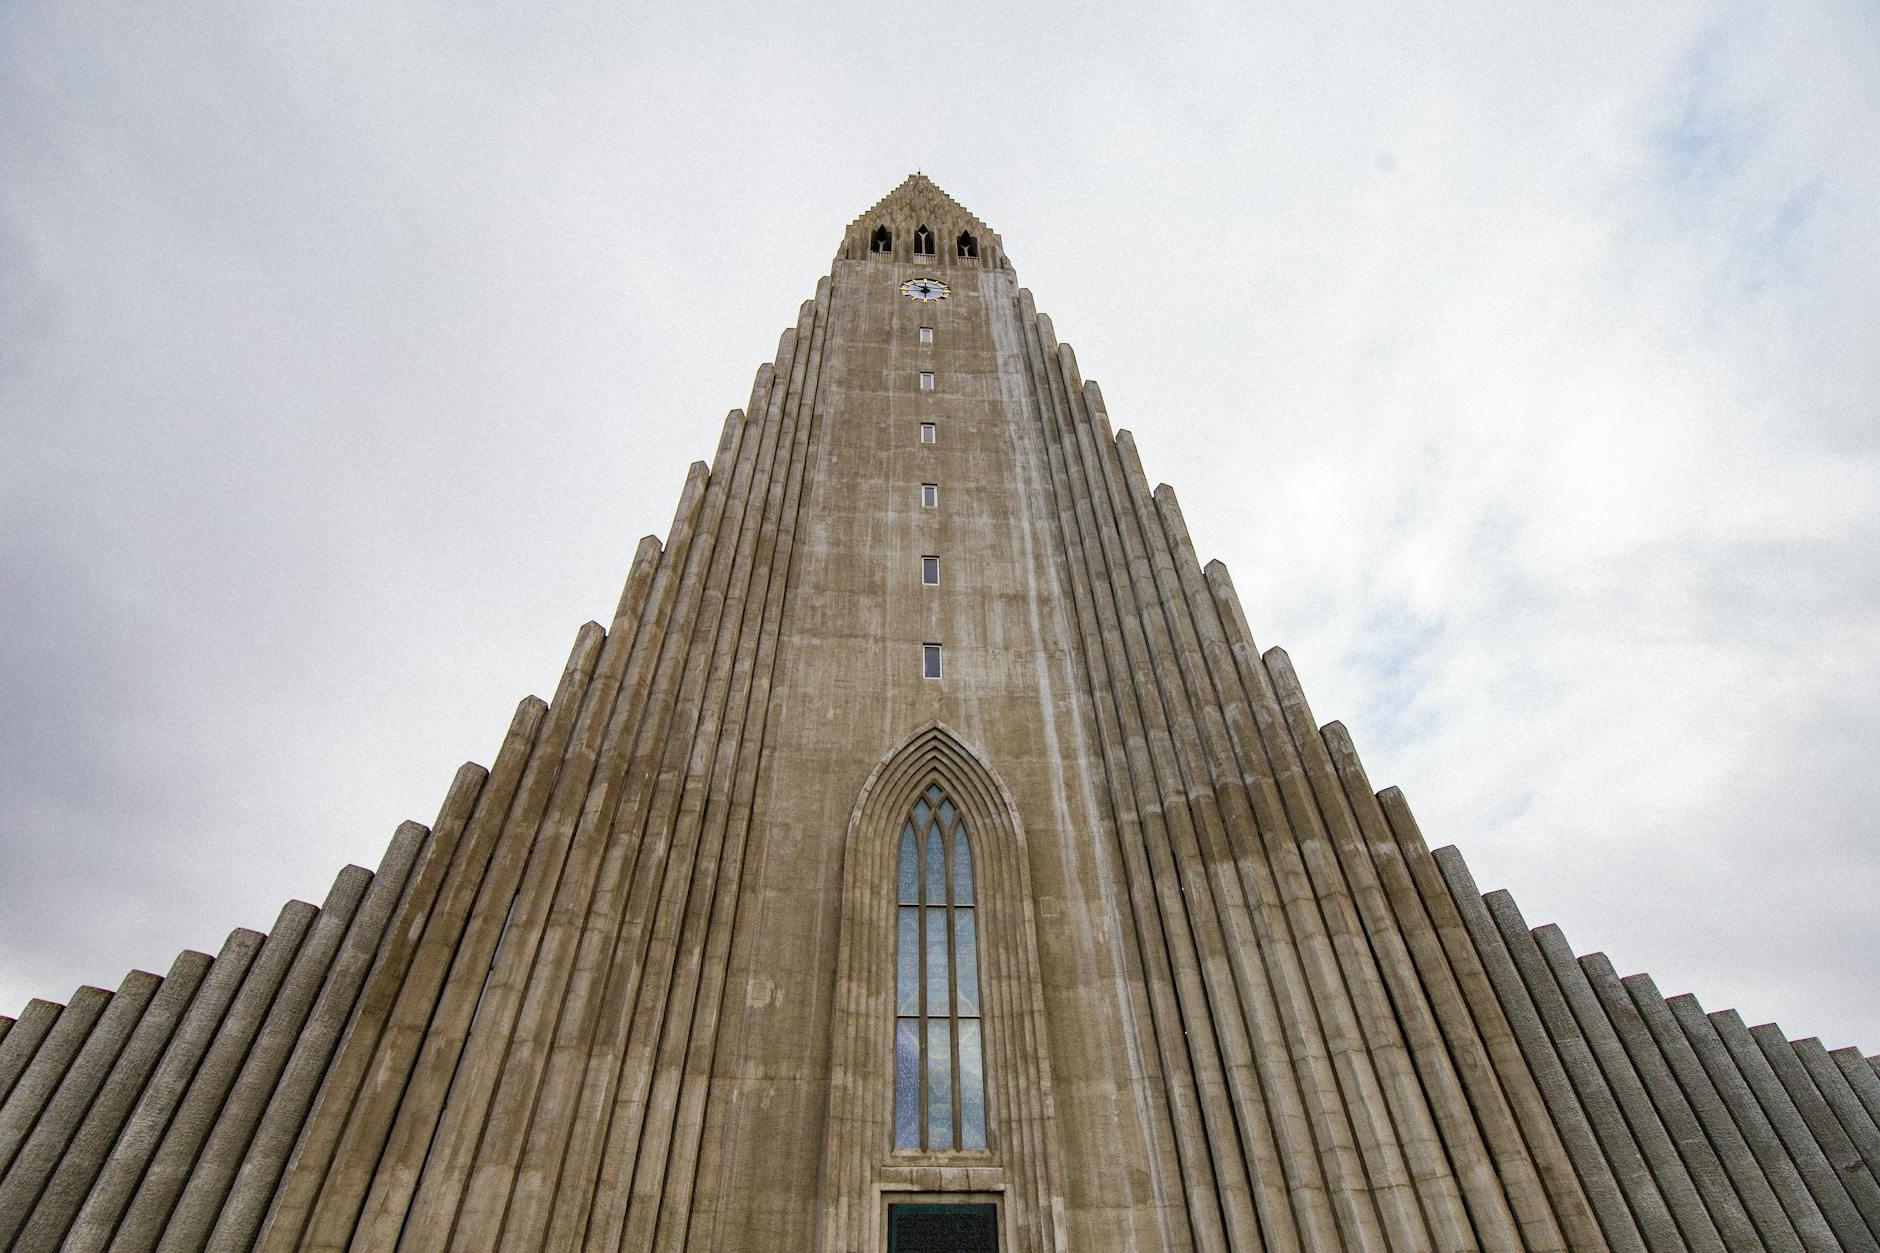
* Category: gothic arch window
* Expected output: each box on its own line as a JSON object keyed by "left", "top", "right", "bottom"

{"left": 913, "top": 224, "right": 935, "bottom": 257}
{"left": 956, "top": 230, "right": 978, "bottom": 259}
{"left": 871, "top": 224, "right": 893, "bottom": 253}
{"left": 893, "top": 784, "right": 986, "bottom": 1151}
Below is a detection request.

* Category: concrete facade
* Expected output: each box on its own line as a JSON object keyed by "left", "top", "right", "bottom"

{"left": 1, "top": 176, "right": 1876, "bottom": 1250}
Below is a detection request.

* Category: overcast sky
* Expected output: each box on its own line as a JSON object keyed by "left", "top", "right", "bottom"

{"left": 3, "top": 3, "right": 1876, "bottom": 1052}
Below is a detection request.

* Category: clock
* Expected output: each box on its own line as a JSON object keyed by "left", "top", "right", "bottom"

{"left": 900, "top": 277, "right": 950, "bottom": 302}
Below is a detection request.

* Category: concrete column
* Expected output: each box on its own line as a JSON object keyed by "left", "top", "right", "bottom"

{"left": 1664, "top": 996, "right": 1853, "bottom": 1250}
{"left": 216, "top": 823, "right": 426, "bottom": 1251}
{"left": 529, "top": 450, "right": 755, "bottom": 1250}
{"left": 1318, "top": 722, "right": 1564, "bottom": 1250}
{"left": 1616, "top": 971, "right": 1812, "bottom": 1250}
{"left": 1385, "top": 811, "right": 1599, "bottom": 1249}
{"left": 1483, "top": 897, "right": 1682, "bottom": 1248}
{"left": 0, "top": 1002, "right": 63, "bottom": 1108}
{"left": 1527, "top": 927, "right": 1722, "bottom": 1250}
{"left": 0, "top": 970, "right": 162, "bottom": 1244}
{"left": 546, "top": 409, "right": 780, "bottom": 1253}
{"left": 1013, "top": 296, "right": 1214, "bottom": 1252}
{"left": 1434, "top": 850, "right": 1644, "bottom": 1252}
{"left": 66, "top": 929, "right": 264, "bottom": 1252}
{"left": 1832, "top": 1047, "right": 1880, "bottom": 1130}
{"left": 0, "top": 985, "right": 113, "bottom": 1181}
{"left": 507, "top": 415, "right": 759, "bottom": 1253}
{"left": 639, "top": 293, "right": 842, "bottom": 1253}
{"left": 1746, "top": 1022, "right": 1880, "bottom": 1235}
{"left": 1575, "top": 953, "right": 1769, "bottom": 1249}
{"left": 331, "top": 622, "right": 605, "bottom": 1248}
{"left": 155, "top": 866, "right": 374, "bottom": 1251}
{"left": 588, "top": 370, "right": 811, "bottom": 1253}
{"left": 1789, "top": 1038, "right": 1880, "bottom": 1187}
{"left": 109, "top": 899, "right": 316, "bottom": 1252}
{"left": 8, "top": 952, "right": 211, "bottom": 1251}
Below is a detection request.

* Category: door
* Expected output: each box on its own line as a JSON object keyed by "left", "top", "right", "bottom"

{"left": 886, "top": 1202, "right": 999, "bottom": 1252}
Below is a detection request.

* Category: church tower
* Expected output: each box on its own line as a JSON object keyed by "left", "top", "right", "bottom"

{"left": 2, "top": 175, "right": 1877, "bottom": 1252}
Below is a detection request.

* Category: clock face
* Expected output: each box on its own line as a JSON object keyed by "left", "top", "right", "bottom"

{"left": 900, "top": 277, "right": 950, "bottom": 302}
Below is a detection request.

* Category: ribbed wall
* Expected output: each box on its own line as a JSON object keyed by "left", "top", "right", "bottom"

{"left": 0, "top": 823, "right": 425, "bottom": 1251}
{"left": 4, "top": 175, "right": 1875, "bottom": 1250}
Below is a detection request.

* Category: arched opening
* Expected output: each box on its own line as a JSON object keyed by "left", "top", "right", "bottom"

{"left": 956, "top": 231, "right": 979, "bottom": 259}
{"left": 871, "top": 225, "right": 893, "bottom": 254}
{"left": 913, "top": 225, "right": 935, "bottom": 257}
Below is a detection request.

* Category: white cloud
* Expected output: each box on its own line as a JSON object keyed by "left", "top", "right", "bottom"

{"left": 2, "top": 0, "right": 1876, "bottom": 1053}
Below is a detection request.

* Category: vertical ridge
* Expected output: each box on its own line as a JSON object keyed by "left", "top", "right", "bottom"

{"left": 219, "top": 823, "right": 428, "bottom": 1250}
{"left": 8, "top": 953, "right": 212, "bottom": 1250}
{"left": 1317, "top": 720, "right": 1565, "bottom": 1250}
{"left": 1016, "top": 291, "right": 1208, "bottom": 1252}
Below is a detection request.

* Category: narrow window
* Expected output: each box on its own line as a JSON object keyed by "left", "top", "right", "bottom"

{"left": 920, "top": 423, "right": 936, "bottom": 444}
{"left": 919, "top": 371, "right": 935, "bottom": 391}
{"left": 922, "top": 644, "right": 943, "bottom": 679}
{"left": 921, "top": 556, "right": 940, "bottom": 586}
{"left": 921, "top": 483, "right": 938, "bottom": 508}
{"left": 871, "top": 225, "right": 893, "bottom": 253}
{"left": 893, "top": 785, "right": 983, "bottom": 1150}
{"left": 919, "top": 326, "right": 934, "bottom": 345}
{"left": 913, "top": 225, "right": 934, "bottom": 257}
{"left": 956, "top": 231, "right": 978, "bottom": 259}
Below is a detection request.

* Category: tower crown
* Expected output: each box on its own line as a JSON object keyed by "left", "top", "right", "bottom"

{"left": 838, "top": 172, "right": 1008, "bottom": 269}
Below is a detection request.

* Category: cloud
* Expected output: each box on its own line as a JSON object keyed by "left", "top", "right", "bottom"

{"left": 2, "top": 0, "right": 1876, "bottom": 1058}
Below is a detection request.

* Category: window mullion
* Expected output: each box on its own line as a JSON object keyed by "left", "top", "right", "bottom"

{"left": 918, "top": 877, "right": 930, "bottom": 1150}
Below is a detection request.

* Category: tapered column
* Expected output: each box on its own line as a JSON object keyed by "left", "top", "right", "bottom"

{"left": 66, "top": 929, "right": 265, "bottom": 1251}
{"left": 1752, "top": 1028, "right": 1880, "bottom": 1216}
{"left": 1702, "top": 1011, "right": 1879, "bottom": 1246}
{"left": 7, "top": 953, "right": 212, "bottom": 1250}
{"left": 1575, "top": 953, "right": 1766, "bottom": 1249}
{"left": 109, "top": 899, "right": 317, "bottom": 1251}
{"left": 1789, "top": 1040, "right": 1880, "bottom": 1173}
{"left": 155, "top": 866, "right": 375, "bottom": 1250}
{"left": 213, "top": 823, "right": 427, "bottom": 1250}
{"left": 1017, "top": 292, "right": 1211, "bottom": 1251}
{"left": 0, "top": 985, "right": 112, "bottom": 1180}
{"left": 1318, "top": 722, "right": 1566, "bottom": 1250}
{"left": 0, "top": 969, "right": 162, "bottom": 1251}
{"left": 0, "top": 1002, "right": 63, "bottom": 1106}
{"left": 334, "top": 619, "right": 610, "bottom": 1248}
{"left": 1160, "top": 513, "right": 1368, "bottom": 1253}
{"left": 1434, "top": 849, "right": 1643, "bottom": 1251}
{"left": 1832, "top": 1047, "right": 1880, "bottom": 1130}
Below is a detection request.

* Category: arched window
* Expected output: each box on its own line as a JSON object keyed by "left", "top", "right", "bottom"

{"left": 956, "top": 231, "right": 978, "bottom": 259}
{"left": 871, "top": 225, "right": 893, "bottom": 253}
{"left": 893, "top": 785, "right": 985, "bottom": 1150}
{"left": 913, "top": 224, "right": 935, "bottom": 257}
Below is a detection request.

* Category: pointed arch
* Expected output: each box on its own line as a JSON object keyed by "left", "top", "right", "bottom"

{"left": 870, "top": 224, "right": 893, "bottom": 253}
{"left": 818, "top": 723, "right": 1066, "bottom": 1253}
{"left": 913, "top": 224, "right": 935, "bottom": 257}
{"left": 956, "top": 230, "right": 979, "bottom": 259}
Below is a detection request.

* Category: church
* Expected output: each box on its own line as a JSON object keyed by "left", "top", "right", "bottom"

{"left": 1, "top": 175, "right": 1876, "bottom": 1251}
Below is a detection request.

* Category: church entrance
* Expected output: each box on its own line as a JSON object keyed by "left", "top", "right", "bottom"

{"left": 886, "top": 1201, "right": 999, "bottom": 1252}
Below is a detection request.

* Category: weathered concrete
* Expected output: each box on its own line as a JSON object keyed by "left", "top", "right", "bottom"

{"left": 6, "top": 173, "right": 1878, "bottom": 1251}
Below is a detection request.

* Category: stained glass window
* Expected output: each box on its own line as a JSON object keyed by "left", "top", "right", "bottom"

{"left": 892, "top": 784, "right": 985, "bottom": 1150}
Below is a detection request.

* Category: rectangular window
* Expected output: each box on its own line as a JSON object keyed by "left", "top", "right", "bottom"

{"left": 918, "top": 371, "right": 935, "bottom": 391}
{"left": 921, "top": 483, "right": 938, "bottom": 508}
{"left": 919, "top": 423, "right": 936, "bottom": 444}
{"left": 922, "top": 643, "right": 942, "bottom": 679}
{"left": 918, "top": 326, "right": 934, "bottom": 345}
{"left": 921, "top": 556, "right": 940, "bottom": 586}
